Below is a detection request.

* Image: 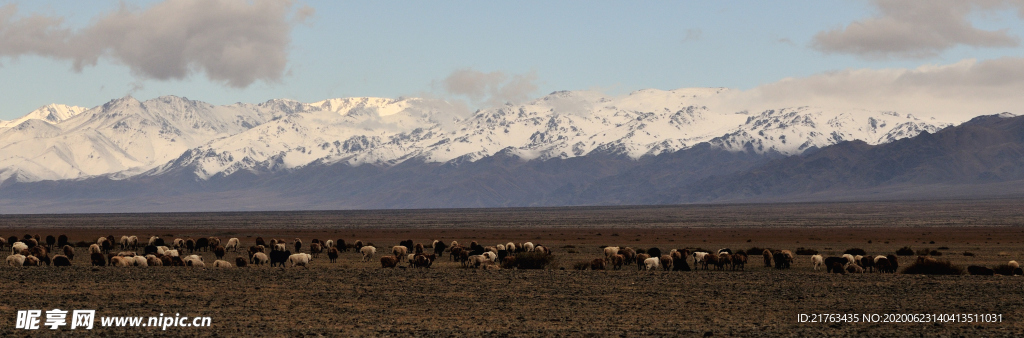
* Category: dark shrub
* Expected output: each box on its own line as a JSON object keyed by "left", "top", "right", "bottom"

{"left": 916, "top": 248, "right": 931, "bottom": 256}
{"left": 963, "top": 252, "right": 975, "bottom": 257}
{"left": 896, "top": 247, "right": 915, "bottom": 256}
{"left": 572, "top": 261, "right": 589, "bottom": 270}
{"left": 902, "top": 259, "right": 964, "bottom": 275}
{"left": 937, "top": 246, "right": 949, "bottom": 250}
{"left": 795, "top": 247, "right": 818, "bottom": 255}
{"left": 844, "top": 248, "right": 866, "bottom": 256}
{"left": 992, "top": 264, "right": 1016, "bottom": 276}
{"left": 929, "top": 250, "right": 942, "bottom": 256}
{"left": 513, "top": 252, "right": 555, "bottom": 269}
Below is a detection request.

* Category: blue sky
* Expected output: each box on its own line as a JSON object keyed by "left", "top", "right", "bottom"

{"left": 3, "top": 0, "right": 1024, "bottom": 121}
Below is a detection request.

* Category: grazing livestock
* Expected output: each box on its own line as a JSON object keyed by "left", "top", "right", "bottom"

{"left": 24, "top": 255, "right": 40, "bottom": 266}
{"left": 505, "top": 242, "right": 516, "bottom": 253}
{"left": 693, "top": 252, "right": 709, "bottom": 270}
{"left": 773, "top": 250, "right": 793, "bottom": 269}
{"left": 354, "top": 240, "right": 364, "bottom": 251}
{"left": 294, "top": 239, "right": 303, "bottom": 253}
{"left": 165, "top": 249, "right": 179, "bottom": 257}
{"left": 604, "top": 247, "right": 620, "bottom": 260}
{"left": 886, "top": 255, "right": 899, "bottom": 273}
{"left": 1009, "top": 261, "right": 1020, "bottom": 270}
{"left": 185, "top": 239, "right": 196, "bottom": 253}
{"left": 412, "top": 254, "right": 434, "bottom": 268}
{"left": 53, "top": 255, "right": 71, "bottom": 267}
{"left": 609, "top": 254, "right": 625, "bottom": 270}
{"left": 91, "top": 253, "right": 106, "bottom": 266}
{"left": 392, "top": 246, "right": 409, "bottom": 262}
{"left": 252, "top": 252, "right": 269, "bottom": 266}
{"left": 337, "top": 239, "right": 348, "bottom": 251}
{"left": 62, "top": 245, "right": 75, "bottom": 261}
{"left": 173, "top": 238, "right": 185, "bottom": 249}
{"left": 718, "top": 248, "right": 732, "bottom": 255}
{"left": 619, "top": 248, "right": 636, "bottom": 265}
{"left": 467, "top": 255, "right": 488, "bottom": 268}
{"left": 671, "top": 250, "right": 690, "bottom": 271}
{"left": 195, "top": 238, "right": 209, "bottom": 252}
{"left": 309, "top": 243, "right": 323, "bottom": 258}
{"left": 846, "top": 264, "right": 864, "bottom": 273}
{"left": 482, "top": 251, "right": 498, "bottom": 262}
{"left": 57, "top": 235, "right": 69, "bottom": 248}
{"left": 636, "top": 254, "right": 651, "bottom": 271}
{"left": 213, "top": 260, "right": 232, "bottom": 268}
{"left": 183, "top": 255, "right": 204, "bottom": 267}
{"left": 12, "top": 241, "right": 28, "bottom": 255}
{"left": 433, "top": 241, "right": 448, "bottom": 256}
{"left": 716, "top": 253, "right": 731, "bottom": 270}
{"left": 147, "top": 255, "right": 163, "bottom": 266}
{"left": 169, "top": 256, "right": 185, "bottom": 266}
{"left": 255, "top": 237, "right": 266, "bottom": 247}
{"left": 811, "top": 255, "right": 824, "bottom": 271}
{"left": 45, "top": 235, "right": 55, "bottom": 250}
{"left": 762, "top": 249, "right": 773, "bottom": 268}
{"left": 523, "top": 242, "right": 535, "bottom": 252}
{"left": 643, "top": 257, "right": 661, "bottom": 271}
{"left": 225, "top": 238, "right": 240, "bottom": 252}
{"left": 328, "top": 248, "right": 339, "bottom": 263}
{"left": 380, "top": 256, "right": 399, "bottom": 268}
{"left": 7, "top": 254, "right": 26, "bottom": 267}
{"left": 830, "top": 262, "right": 846, "bottom": 274}
{"left": 361, "top": 246, "right": 377, "bottom": 261}
{"left": 270, "top": 250, "right": 291, "bottom": 267}
{"left": 214, "top": 246, "right": 226, "bottom": 260}
{"left": 132, "top": 256, "right": 148, "bottom": 267}
{"left": 414, "top": 243, "right": 425, "bottom": 254}
{"left": 824, "top": 257, "right": 847, "bottom": 273}
{"left": 874, "top": 256, "right": 892, "bottom": 273}
{"left": 842, "top": 254, "right": 856, "bottom": 267}
{"left": 235, "top": 257, "right": 248, "bottom": 267}
{"left": 647, "top": 248, "right": 662, "bottom": 259}
{"left": 731, "top": 252, "right": 748, "bottom": 271}
{"left": 659, "top": 255, "right": 673, "bottom": 271}
{"left": 860, "top": 256, "right": 875, "bottom": 272}
{"left": 591, "top": 258, "right": 607, "bottom": 270}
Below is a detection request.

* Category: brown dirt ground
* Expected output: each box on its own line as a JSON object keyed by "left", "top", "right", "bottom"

{"left": 2, "top": 200, "right": 1024, "bottom": 336}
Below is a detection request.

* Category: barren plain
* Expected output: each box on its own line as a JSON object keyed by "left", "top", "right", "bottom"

{"left": 2, "top": 199, "right": 1024, "bottom": 336}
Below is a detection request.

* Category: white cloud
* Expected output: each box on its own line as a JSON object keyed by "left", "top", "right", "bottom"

{"left": 703, "top": 57, "right": 1024, "bottom": 122}
{"left": 812, "top": 0, "right": 1023, "bottom": 59}
{"left": 441, "top": 68, "right": 538, "bottom": 107}
{"left": 0, "top": 0, "right": 309, "bottom": 88}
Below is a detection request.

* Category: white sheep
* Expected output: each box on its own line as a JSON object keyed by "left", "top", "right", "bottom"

{"left": 89, "top": 244, "right": 102, "bottom": 254}
{"left": 157, "top": 246, "right": 169, "bottom": 255}
{"left": 811, "top": 254, "right": 824, "bottom": 271}
{"left": 392, "top": 246, "right": 408, "bottom": 261}
{"left": 148, "top": 236, "right": 160, "bottom": 246}
{"left": 1010, "top": 260, "right": 1020, "bottom": 269}
{"left": 120, "top": 236, "right": 131, "bottom": 250}
{"left": 213, "top": 260, "right": 233, "bottom": 268}
{"left": 360, "top": 246, "right": 376, "bottom": 261}
{"left": 523, "top": 242, "right": 535, "bottom": 252}
{"left": 604, "top": 246, "right": 620, "bottom": 260}
{"left": 133, "top": 256, "right": 148, "bottom": 267}
{"left": 496, "top": 244, "right": 506, "bottom": 251}
{"left": 184, "top": 255, "right": 204, "bottom": 267}
{"left": 225, "top": 238, "right": 240, "bottom": 252}
{"left": 325, "top": 240, "right": 335, "bottom": 249}
{"left": 505, "top": 242, "right": 516, "bottom": 252}
{"left": 643, "top": 257, "right": 661, "bottom": 271}
{"left": 842, "top": 254, "right": 856, "bottom": 267}
{"left": 165, "top": 249, "right": 180, "bottom": 257}
{"left": 467, "top": 254, "right": 488, "bottom": 268}
{"left": 482, "top": 251, "right": 497, "bottom": 262}
{"left": 12, "top": 242, "right": 28, "bottom": 254}
{"left": 873, "top": 255, "right": 888, "bottom": 264}
{"left": 287, "top": 253, "right": 312, "bottom": 267}
{"left": 110, "top": 256, "right": 132, "bottom": 267}
{"left": 7, "top": 254, "right": 26, "bottom": 267}
{"left": 253, "top": 252, "right": 269, "bottom": 265}
{"left": 692, "top": 252, "right": 709, "bottom": 267}
{"left": 128, "top": 236, "right": 139, "bottom": 249}
{"left": 273, "top": 243, "right": 287, "bottom": 252}
{"left": 173, "top": 238, "right": 185, "bottom": 249}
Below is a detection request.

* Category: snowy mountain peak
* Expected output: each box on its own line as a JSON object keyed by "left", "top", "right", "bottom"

{"left": 0, "top": 104, "right": 87, "bottom": 129}
{"left": 0, "top": 88, "right": 957, "bottom": 183}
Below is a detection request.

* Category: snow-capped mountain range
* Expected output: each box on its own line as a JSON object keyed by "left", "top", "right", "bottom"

{"left": 0, "top": 88, "right": 953, "bottom": 183}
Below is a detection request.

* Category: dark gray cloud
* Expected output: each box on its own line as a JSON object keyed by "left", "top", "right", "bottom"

{"left": 0, "top": 0, "right": 309, "bottom": 88}
{"left": 812, "top": 0, "right": 1022, "bottom": 59}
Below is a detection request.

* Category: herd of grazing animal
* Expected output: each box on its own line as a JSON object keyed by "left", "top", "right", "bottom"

{"left": 5, "top": 234, "right": 1022, "bottom": 276}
